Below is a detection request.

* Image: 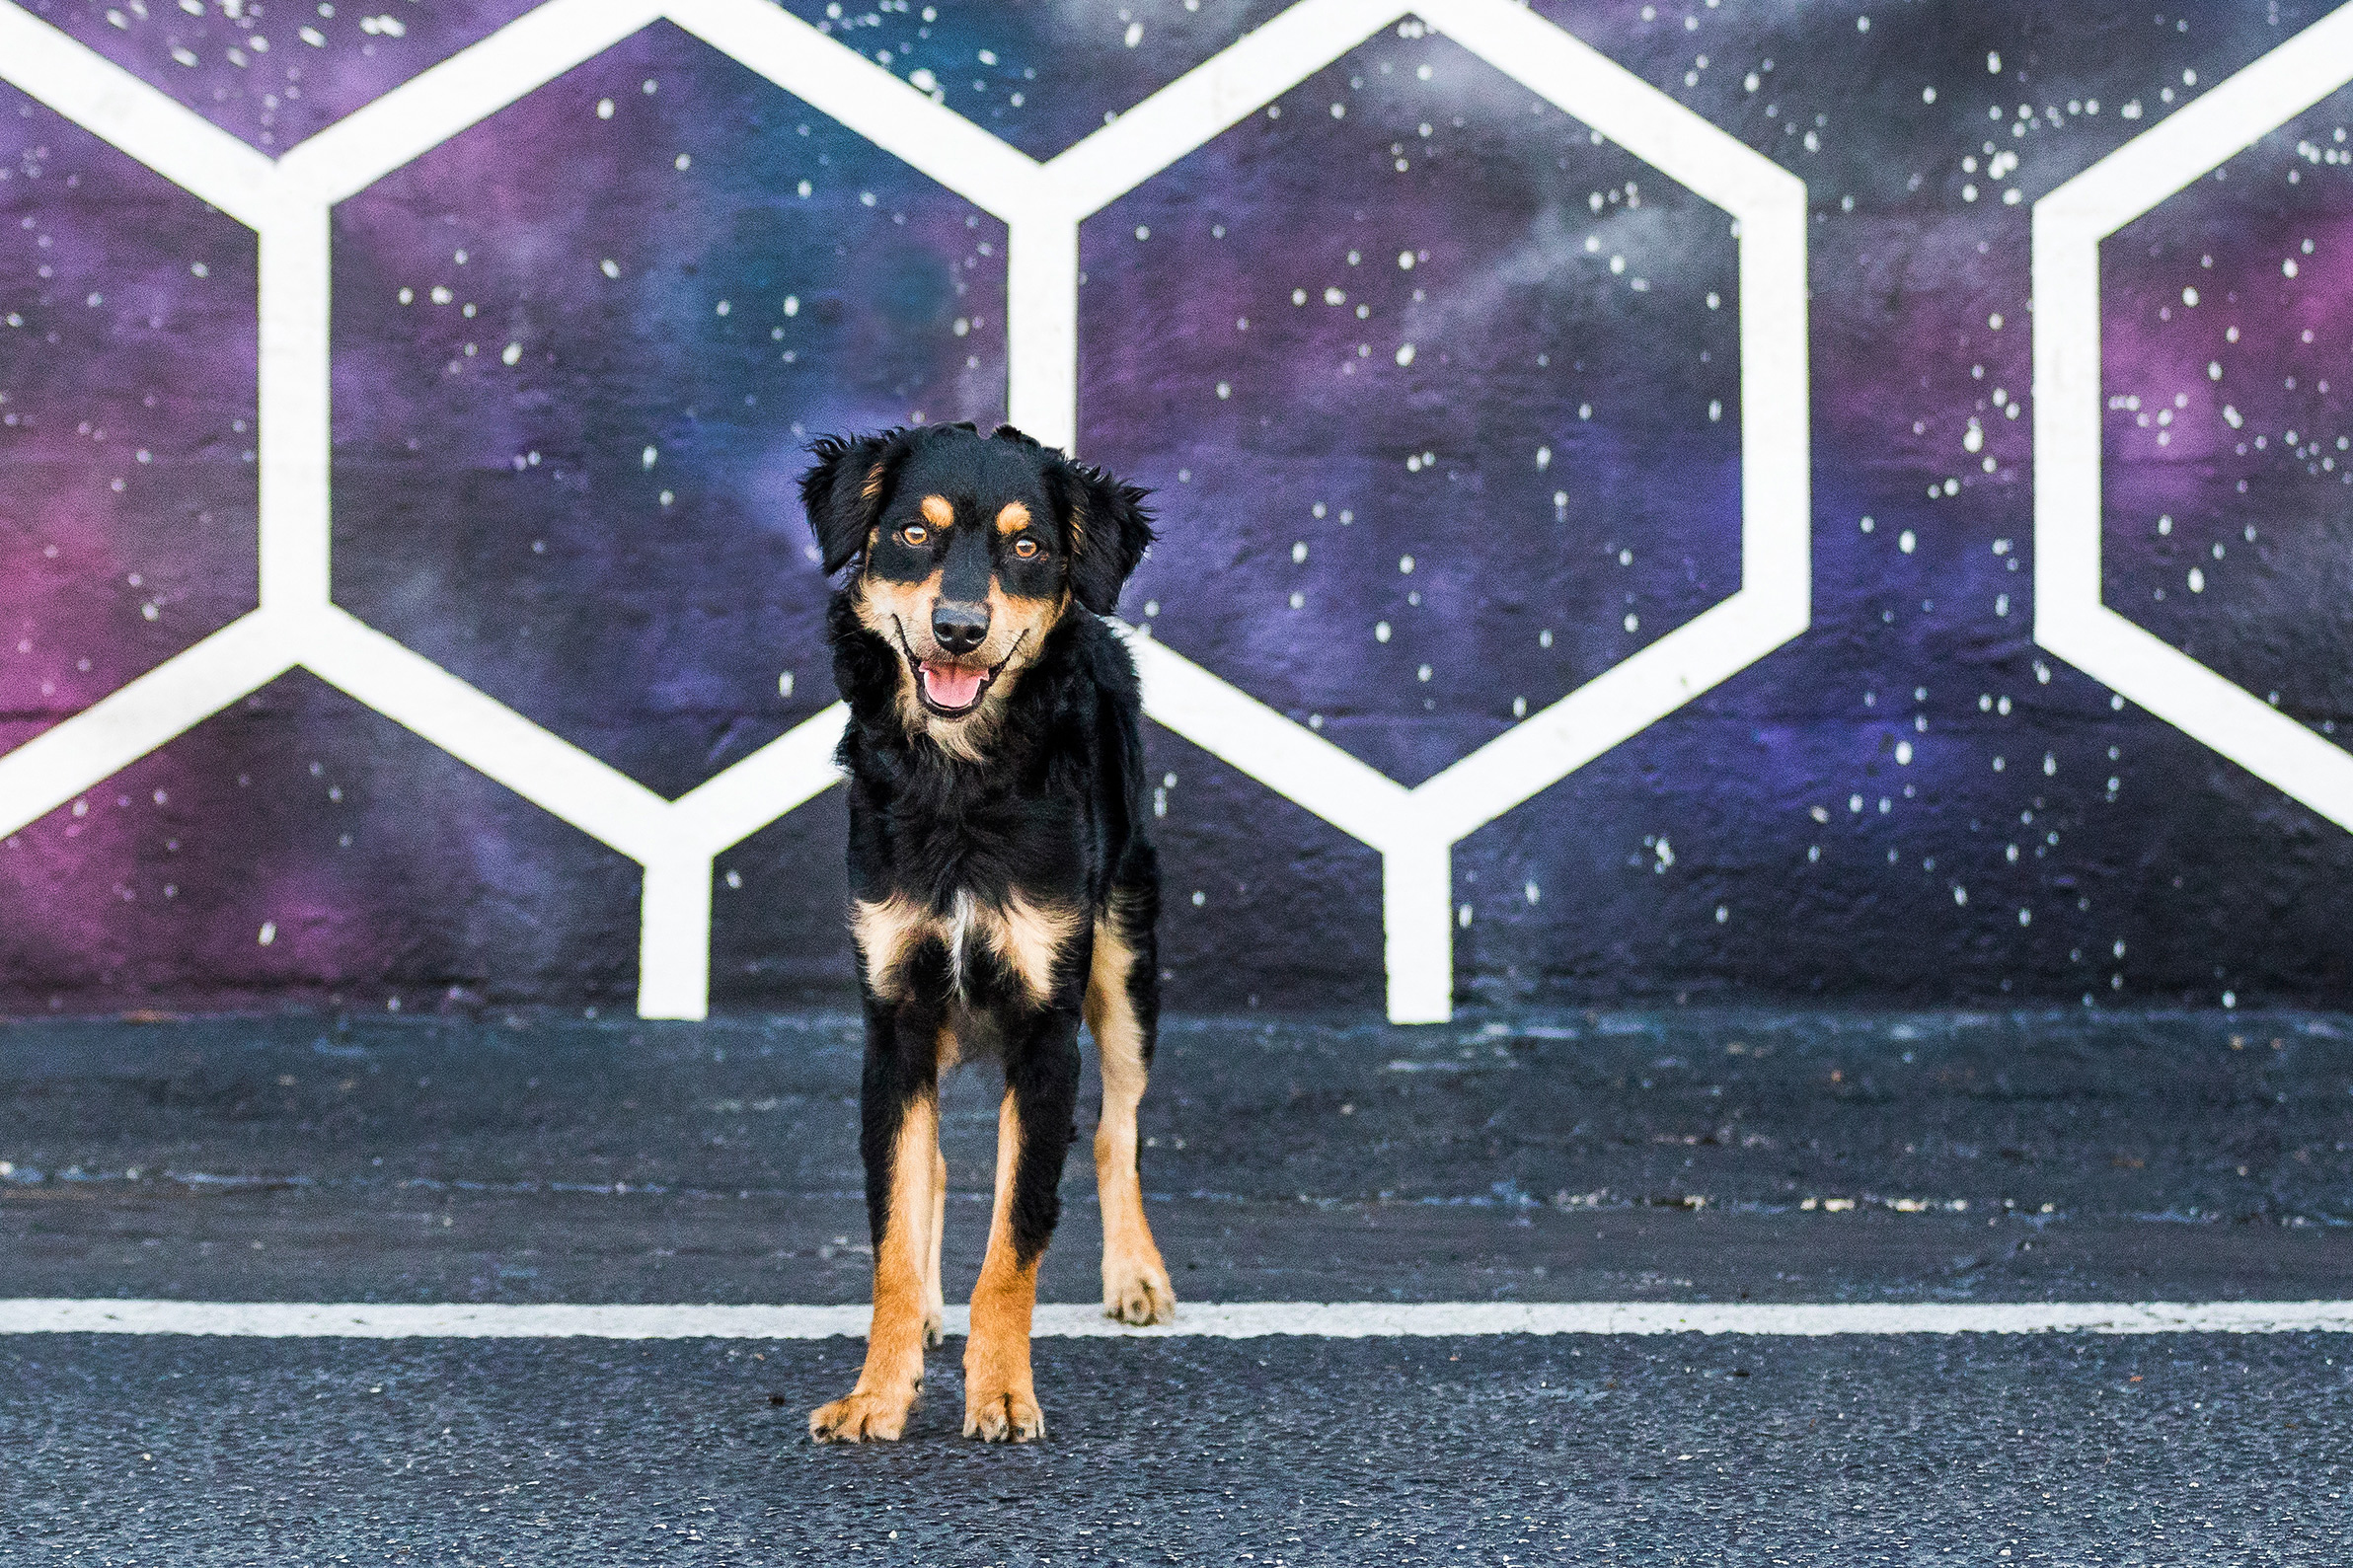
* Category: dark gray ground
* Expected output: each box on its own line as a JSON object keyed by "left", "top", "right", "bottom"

{"left": 9, "top": 1330, "right": 2351, "bottom": 1566}
{"left": 3, "top": 1008, "right": 2351, "bottom": 1563}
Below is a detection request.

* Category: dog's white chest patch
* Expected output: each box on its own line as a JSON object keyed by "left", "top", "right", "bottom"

{"left": 945, "top": 890, "right": 978, "bottom": 996}
{"left": 849, "top": 888, "right": 1078, "bottom": 1007}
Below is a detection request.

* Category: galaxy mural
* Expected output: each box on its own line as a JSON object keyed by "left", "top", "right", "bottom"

{"left": 1, "top": 0, "right": 2351, "bottom": 1015}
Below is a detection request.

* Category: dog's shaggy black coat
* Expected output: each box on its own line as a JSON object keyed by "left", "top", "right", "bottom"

{"left": 799, "top": 420, "right": 1166, "bottom": 1443}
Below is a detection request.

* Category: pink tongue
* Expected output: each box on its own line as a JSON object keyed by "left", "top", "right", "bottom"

{"left": 922, "top": 661, "right": 986, "bottom": 709}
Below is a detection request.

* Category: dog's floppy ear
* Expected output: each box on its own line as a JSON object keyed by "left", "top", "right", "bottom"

{"left": 799, "top": 429, "right": 913, "bottom": 574}
{"left": 1043, "top": 448, "right": 1155, "bottom": 616}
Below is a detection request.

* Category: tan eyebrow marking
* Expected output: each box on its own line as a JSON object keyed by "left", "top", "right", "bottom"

{"left": 995, "top": 500, "right": 1032, "bottom": 536}
{"left": 919, "top": 494, "right": 954, "bottom": 529}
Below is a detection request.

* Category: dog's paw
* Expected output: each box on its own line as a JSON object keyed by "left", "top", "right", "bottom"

{"left": 921, "top": 1306, "right": 947, "bottom": 1349}
{"left": 963, "top": 1387, "right": 1045, "bottom": 1444}
{"left": 1102, "top": 1256, "right": 1176, "bottom": 1326}
{"left": 809, "top": 1387, "right": 915, "bottom": 1444}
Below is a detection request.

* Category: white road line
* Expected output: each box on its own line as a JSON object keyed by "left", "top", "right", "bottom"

{"left": 4, "top": 1300, "right": 2351, "bottom": 1339}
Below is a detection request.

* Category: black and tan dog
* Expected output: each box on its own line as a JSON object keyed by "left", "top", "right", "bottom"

{"left": 799, "top": 421, "right": 1173, "bottom": 1444}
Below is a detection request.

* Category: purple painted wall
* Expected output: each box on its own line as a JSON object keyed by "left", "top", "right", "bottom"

{"left": 2, "top": 0, "right": 2350, "bottom": 1014}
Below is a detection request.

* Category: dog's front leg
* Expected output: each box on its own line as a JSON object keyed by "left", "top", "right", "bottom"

{"left": 810, "top": 962, "right": 946, "bottom": 1444}
{"left": 964, "top": 1007, "right": 1082, "bottom": 1442}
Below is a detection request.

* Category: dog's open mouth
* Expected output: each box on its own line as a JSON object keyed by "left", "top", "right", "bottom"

{"left": 920, "top": 661, "right": 989, "bottom": 712}
{"left": 893, "top": 621, "right": 1026, "bottom": 718}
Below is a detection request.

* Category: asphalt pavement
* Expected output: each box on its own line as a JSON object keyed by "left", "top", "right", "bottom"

{"left": 3, "top": 1007, "right": 2350, "bottom": 1563}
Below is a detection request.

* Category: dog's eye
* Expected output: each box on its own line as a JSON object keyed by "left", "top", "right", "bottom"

{"left": 1012, "top": 537, "right": 1039, "bottom": 559}
{"left": 899, "top": 525, "right": 928, "bottom": 546}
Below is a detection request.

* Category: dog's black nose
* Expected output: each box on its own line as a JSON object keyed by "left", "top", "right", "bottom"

{"left": 931, "top": 600, "right": 990, "bottom": 655}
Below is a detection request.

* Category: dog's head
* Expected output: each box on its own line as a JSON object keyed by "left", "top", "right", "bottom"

{"left": 801, "top": 422, "right": 1154, "bottom": 738}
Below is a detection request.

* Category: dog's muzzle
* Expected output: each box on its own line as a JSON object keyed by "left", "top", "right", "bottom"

{"left": 893, "top": 618, "right": 1027, "bottom": 718}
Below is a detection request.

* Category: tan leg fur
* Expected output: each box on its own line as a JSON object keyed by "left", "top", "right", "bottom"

{"left": 809, "top": 1095, "right": 940, "bottom": 1443}
{"left": 923, "top": 1140, "right": 948, "bottom": 1348}
{"left": 963, "top": 1091, "right": 1045, "bottom": 1442}
{"left": 921, "top": 1025, "right": 956, "bottom": 1348}
{"left": 1086, "top": 920, "right": 1175, "bottom": 1325}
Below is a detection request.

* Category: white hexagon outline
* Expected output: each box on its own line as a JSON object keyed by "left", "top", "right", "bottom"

{"left": 0, "top": 0, "right": 1808, "bottom": 1024}
{"left": 2034, "top": 1, "right": 2353, "bottom": 833}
